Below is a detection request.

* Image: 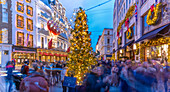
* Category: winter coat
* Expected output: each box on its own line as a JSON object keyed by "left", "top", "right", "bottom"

{"left": 6, "top": 65, "right": 13, "bottom": 80}
{"left": 20, "top": 72, "right": 49, "bottom": 92}
{"left": 86, "top": 72, "right": 106, "bottom": 92}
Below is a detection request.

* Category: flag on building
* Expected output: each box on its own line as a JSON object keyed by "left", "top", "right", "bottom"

{"left": 48, "top": 38, "right": 53, "bottom": 49}
{"left": 27, "top": 32, "right": 30, "bottom": 46}
{"left": 135, "top": 2, "right": 138, "bottom": 22}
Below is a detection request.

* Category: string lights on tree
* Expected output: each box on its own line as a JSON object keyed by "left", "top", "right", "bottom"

{"left": 67, "top": 8, "right": 97, "bottom": 85}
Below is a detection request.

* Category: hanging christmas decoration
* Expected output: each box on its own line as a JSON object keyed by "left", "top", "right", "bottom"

{"left": 47, "top": 19, "right": 60, "bottom": 35}
{"left": 146, "top": 3, "right": 162, "bottom": 25}
{"left": 126, "top": 28, "right": 132, "bottom": 39}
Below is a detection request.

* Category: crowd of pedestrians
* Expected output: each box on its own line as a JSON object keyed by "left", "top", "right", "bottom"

{"left": 2, "top": 59, "right": 170, "bottom": 92}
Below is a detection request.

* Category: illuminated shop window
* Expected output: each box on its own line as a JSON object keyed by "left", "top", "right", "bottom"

{"left": 27, "top": 33, "right": 33, "bottom": 47}
{"left": 17, "top": 2, "right": 24, "bottom": 13}
{"left": 26, "top": 5, "right": 33, "bottom": 16}
{"left": 17, "top": 32, "right": 24, "bottom": 46}
{"left": 27, "top": 18, "right": 33, "bottom": 31}
{"left": 17, "top": 14, "right": 24, "bottom": 28}
{"left": 26, "top": 0, "right": 31, "bottom": 3}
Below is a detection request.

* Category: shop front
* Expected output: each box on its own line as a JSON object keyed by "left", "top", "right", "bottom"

{"left": 37, "top": 48, "right": 67, "bottom": 62}
{"left": 140, "top": 37, "right": 169, "bottom": 63}
{"left": 12, "top": 46, "right": 36, "bottom": 66}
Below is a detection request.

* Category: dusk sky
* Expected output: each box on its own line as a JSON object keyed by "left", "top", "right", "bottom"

{"left": 59, "top": 0, "right": 114, "bottom": 51}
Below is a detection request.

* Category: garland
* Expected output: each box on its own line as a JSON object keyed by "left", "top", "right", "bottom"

{"left": 141, "top": 37, "right": 169, "bottom": 48}
{"left": 135, "top": 43, "right": 139, "bottom": 55}
{"left": 117, "top": 5, "right": 135, "bottom": 34}
{"left": 146, "top": 3, "right": 162, "bottom": 25}
{"left": 126, "top": 28, "right": 132, "bottom": 39}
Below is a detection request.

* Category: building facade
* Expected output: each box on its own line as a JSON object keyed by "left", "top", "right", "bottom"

{"left": 97, "top": 28, "right": 113, "bottom": 61}
{"left": 113, "top": 0, "right": 170, "bottom": 62}
{"left": 11, "top": 0, "right": 36, "bottom": 65}
{"left": 0, "top": 0, "right": 12, "bottom": 67}
{"left": 35, "top": 0, "right": 71, "bottom": 62}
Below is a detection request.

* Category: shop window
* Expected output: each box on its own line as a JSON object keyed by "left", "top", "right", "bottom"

{"left": 3, "top": 50, "right": 8, "bottom": 55}
{"left": 17, "top": 14, "right": 24, "bottom": 28}
{"left": 26, "top": 5, "right": 33, "bottom": 16}
{"left": 26, "top": 18, "right": 33, "bottom": 31}
{"left": 17, "top": 32, "right": 24, "bottom": 46}
{"left": 17, "top": 2, "right": 24, "bottom": 13}
{"left": 27, "top": 34, "right": 33, "bottom": 47}
{"left": 26, "top": 0, "right": 31, "bottom": 3}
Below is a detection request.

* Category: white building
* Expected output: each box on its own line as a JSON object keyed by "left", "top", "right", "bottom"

{"left": 35, "top": 0, "right": 71, "bottom": 62}
{"left": 97, "top": 28, "right": 113, "bottom": 61}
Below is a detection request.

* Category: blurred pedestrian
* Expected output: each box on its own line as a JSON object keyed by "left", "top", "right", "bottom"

{"left": 21, "top": 61, "right": 29, "bottom": 77}
{"left": 61, "top": 64, "right": 68, "bottom": 92}
{"left": 6, "top": 61, "right": 14, "bottom": 92}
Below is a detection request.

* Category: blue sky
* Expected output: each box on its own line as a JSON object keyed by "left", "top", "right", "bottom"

{"left": 59, "top": 0, "right": 114, "bottom": 51}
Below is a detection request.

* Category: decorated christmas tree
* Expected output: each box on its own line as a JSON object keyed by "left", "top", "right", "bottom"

{"left": 67, "top": 8, "right": 97, "bottom": 85}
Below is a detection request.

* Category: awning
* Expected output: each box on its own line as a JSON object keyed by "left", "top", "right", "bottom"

{"left": 106, "top": 55, "right": 112, "bottom": 57}
{"left": 135, "top": 24, "right": 169, "bottom": 43}
{"left": 122, "top": 40, "right": 134, "bottom": 49}
{"left": 54, "top": 54, "right": 59, "bottom": 56}
{"left": 48, "top": 53, "right": 54, "bottom": 56}
{"left": 43, "top": 52, "right": 48, "bottom": 56}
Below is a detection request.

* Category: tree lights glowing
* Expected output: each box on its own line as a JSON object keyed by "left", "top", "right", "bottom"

{"left": 67, "top": 8, "right": 97, "bottom": 85}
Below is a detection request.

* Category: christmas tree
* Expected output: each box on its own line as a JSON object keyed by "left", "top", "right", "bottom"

{"left": 67, "top": 8, "right": 97, "bottom": 85}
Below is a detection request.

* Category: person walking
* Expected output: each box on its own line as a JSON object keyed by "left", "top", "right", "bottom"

{"left": 61, "top": 64, "right": 68, "bottom": 92}
{"left": 20, "top": 64, "right": 49, "bottom": 92}
{"left": 6, "top": 61, "right": 14, "bottom": 92}
{"left": 21, "top": 61, "right": 29, "bottom": 77}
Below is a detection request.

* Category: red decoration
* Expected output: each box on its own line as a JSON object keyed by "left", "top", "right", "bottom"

{"left": 151, "top": 5, "right": 154, "bottom": 12}
{"left": 47, "top": 19, "right": 60, "bottom": 35}
{"left": 48, "top": 38, "right": 53, "bottom": 49}
{"left": 125, "top": 18, "right": 129, "bottom": 32}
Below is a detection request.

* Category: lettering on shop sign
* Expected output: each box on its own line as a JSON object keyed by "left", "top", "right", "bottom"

{"left": 0, "top": 0, "right": 6, "bottom": 4}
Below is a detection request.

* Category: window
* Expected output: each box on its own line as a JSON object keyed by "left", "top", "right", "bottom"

{"left": 17, "top": 32, "right": 24, "bottom": 46}
{"left": 26, "top": 0, "right": 31, "bottom": 3}
{"left": 2, "top": 2, "right": 8, "bottom": 23}
{"left": 143, "top": 14, "right": 149, "bottom": 30}
{"left": 57, "top": 42, "right": 59, "bottom": 47}
{"left": 107, "top": 31, "right": 110, "bottom": 35}
{"left": 129, "top": 0, "right": 131, "bottom": 4}
{"left": 107, "top": 39, "right": 110, "bottom": 44}
{"left": 41, "top": 37, "right": 44, "bottom": 48}
{"left": 17, "top": 15, "right": 24, "bottom": 28}
{"left": 107, "top": 47, "right": 110, "bottom": 53}
{"left": 126, "top": 0, "right": 128, "bottom": 9}
{"left": 41, "top": 23, "right": 44, "bottom": 29}
{"left": 124, "top": 4, "right": 125, "bottom": 13}
{"left": 17, "top": 2, "right": 24, "bottom": 13}
{"left": 4, "top": 50, "right": 9, "bottom": 55}
{"left": 26, "top": 5, "right": 33, "bottom": 16}
{"left": 64, "top": 44, "right": 66, "bottom": 50}
{"left": 27, "top": 33, "right": 33, "bottom": 47}
{"left": 1, "top": 28, "right": 8, "bottom": 43}
{"left": 61, "top": 43, "right": 63, "bottom": 49}
{"left": 26, "top": 18, "right": 33, "bottom": 31}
